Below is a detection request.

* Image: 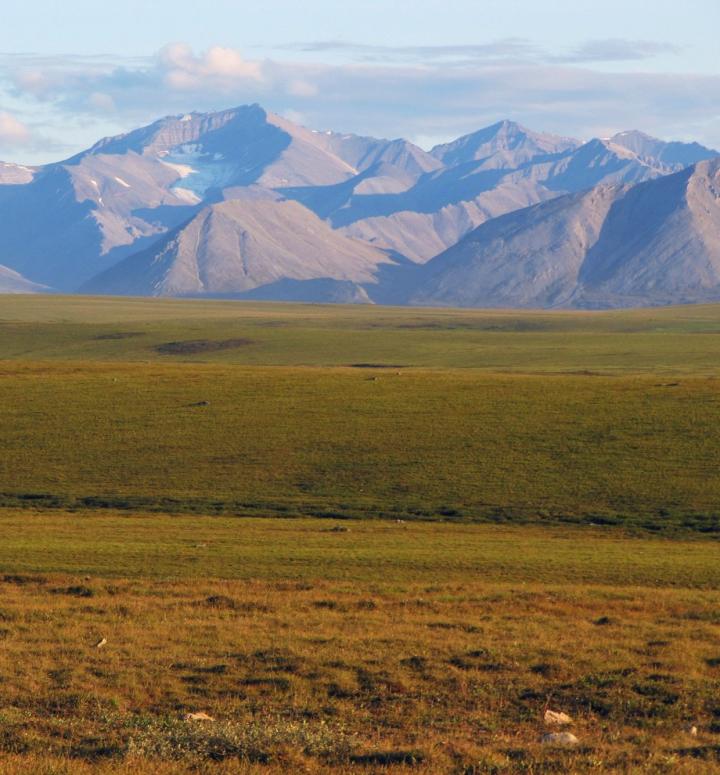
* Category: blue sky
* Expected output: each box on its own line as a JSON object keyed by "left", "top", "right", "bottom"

{"left": 1, "top": 0, "right": 719, "bottom": 163}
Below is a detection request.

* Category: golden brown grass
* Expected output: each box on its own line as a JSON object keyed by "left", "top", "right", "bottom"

{"left": 2, "top": 297, "right": 720, "bottom": 772}
{"left": 0, "top": 560, "right": 719, "bottom": 772}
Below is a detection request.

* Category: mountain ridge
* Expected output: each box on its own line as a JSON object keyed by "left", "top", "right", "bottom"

{"left": 82, "top": 189, "right": 395, "bottom": 297}
{"left": 408, "top": 158, "right": 720, "bottom": 309}
{"left": 1, "top": 104, "right": 719, "bottom": 308}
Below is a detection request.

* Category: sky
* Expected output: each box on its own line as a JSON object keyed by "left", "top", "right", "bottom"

{"left": 1, "top": 0, "right": 719, "bottom": 163}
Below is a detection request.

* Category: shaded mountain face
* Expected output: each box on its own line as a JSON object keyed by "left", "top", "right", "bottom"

{"left": 0, "top": 105, "right": 375, "bottom": 290}
{"left": 290, "top": 123, "right": 715, "bottom": 264}
{"left": 0, "top": 158, "right": 196, "bottom": 290}
{"left": 574, "top": 158, "right": 720, "bottom": 307}
{"left": 0, "top": 106, "right": 445, "bottom": 291}
{"left": 0, "top": 107, "right": 360, "bottom": 290}
{"left": 1, "top": 105, "right": 718, "bottom": 307}
{"left": 408, "top": 159, "right": 720, "bottom": 309}
{"left": 83, "top": 190, "right": 394, "bottom": 297}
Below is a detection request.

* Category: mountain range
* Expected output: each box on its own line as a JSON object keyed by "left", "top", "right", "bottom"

{"left": 1, "top": 104, "right": 718, "bottom": 308}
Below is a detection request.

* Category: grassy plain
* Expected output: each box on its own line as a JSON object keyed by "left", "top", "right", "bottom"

{"left": 2, "top": 296, "right": 720, "bottom": 529}
{"left": 4, "top": 294, "right": 720, "bottom": 371}
{"left": 1, "top": 295, "right": 720, "bottom": 772}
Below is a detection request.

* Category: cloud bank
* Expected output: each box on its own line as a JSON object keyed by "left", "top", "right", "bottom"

{"left": 0, "top": 111, "right": 30, "bottom": 147}
{"left": 0, "top": 39, "right": 718, "bottom": 163}
{"left": 283, "top": 37, "right": 681, "bottom": 65}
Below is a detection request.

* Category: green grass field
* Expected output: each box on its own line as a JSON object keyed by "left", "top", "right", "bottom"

{"left": 2, "top": 512, "right": 720, "bottom": 586}
{"left": 5, "top": 294, "right": 720, "bottom": 371}
{"left": 2, "top": 296, "right": 720, "bottom": 530}
{"left": 2, "top": 294, "right": 720, "bottom": 772}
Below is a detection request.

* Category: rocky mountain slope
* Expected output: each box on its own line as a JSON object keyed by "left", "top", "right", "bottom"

{"left": 409, "top": 159, "right": 720, "bottom": 308}
{"left": 290, "top": 121, "right": 717, "bottom": 263}
{"left": 0, "top": 104, "right": 718, "bottom": 307}
{"left": 83, "top": 189, "right": 393, "bottom": 298}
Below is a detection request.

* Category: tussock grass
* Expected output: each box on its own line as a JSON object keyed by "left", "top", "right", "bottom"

{"left": 0, "top": 512, "right": 718, "bottom": 586}
{"left": 2, "top": 296, "right": 720, "bottom": 529}
{"left": 0, "top": 546, "right": 718, "bottom": 772}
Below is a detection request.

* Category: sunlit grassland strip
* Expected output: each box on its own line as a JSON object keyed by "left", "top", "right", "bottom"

{"left": 1, "top": 362, "right": 719, "bottom": 531}
{"left": 0, "top": 512, "right": 718, "bottom": 587}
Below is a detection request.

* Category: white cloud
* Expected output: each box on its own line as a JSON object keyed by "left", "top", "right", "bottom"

{"left": 88, "top": 92, "right": 117, "bottom": 112}
{"left": 0, "top": 111, "right": 30, "bottom": 146}
{"left": 0, "top": 40, "right": 719, "bottom": 162}
{"left": 559, "top": 39, "right": 681, "bottom": 64}
{"left": 11, "top": 69, "right": 52, "bottom": 97}
{"left": 282, "top": 39, "right": 542, "bottom": 65}
{"left": 158, "top": 43, "right": 264, "bottom": 91}
{"left": 3, "top": 44, "right": 265, "bottom": 109}
{"left": 286, "top": 79, "right": 319, "bottom": 98}
{"left": 280, "top": 38, "right": 679, "bottom": 66}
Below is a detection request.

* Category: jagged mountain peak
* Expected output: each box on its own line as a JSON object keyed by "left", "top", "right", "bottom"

{"left": 409, "top": 158, "right": 720, "bottom": 309}
{"left": 609, "top": 129, "right": 718, "bottom": 171}
{"left": 83, "top": 104, "right": 268, "bottom": 158}
{"left": 431, "top": 120, "right": 579, "bottom": 167}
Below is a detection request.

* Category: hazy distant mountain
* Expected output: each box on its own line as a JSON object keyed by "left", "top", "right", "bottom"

{"left": 1, "top": 105, "right": 718, "bottom": 307}
{"left": 609, "top": 130, "right": 717, "bottom": 171}
{"left": 0, "top": 264, "right": 50, "bottom": 293}
{"left": 431, "top": 120, "right": 579, "bottom": 167}
{"left": 298, "top": 122, "right": 715, "bottom": 264}
{"left": 542, "top": 138, "right": 665, "bottom": 191}
{"left": 83, "top": 190, "right": 394, "bottom": 297}
{"left": 311, "top": 131, "right": 443, "bottom": 178}
{"left": 409, "top": 158, "right": 720, "bottom": 309}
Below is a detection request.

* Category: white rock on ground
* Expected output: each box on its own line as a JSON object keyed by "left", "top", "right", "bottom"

{"left": 541, "top": 732, "right": 580, "bottom": 747}
{"left": 544, "top": 709, "right": 573, "bottom": 726}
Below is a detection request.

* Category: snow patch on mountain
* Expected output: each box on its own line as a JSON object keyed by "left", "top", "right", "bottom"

{"left": 161, "top": 145, "right": 238, "bottom": 198}
{"left": 172, "top": 187, "right": 202, "bottom": 204}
